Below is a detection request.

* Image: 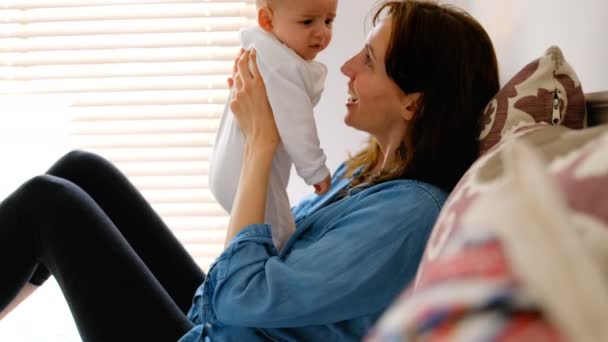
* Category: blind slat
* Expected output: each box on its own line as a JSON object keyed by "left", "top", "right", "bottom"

{"left": 1, "top": 4, "right": 255, "bottom": 23}
{"left": 1, "top": 62, "right": 233, "bottom": 80}
{"left": 173, "top": 230, "right": 226, "bottom": 244}
{"left": 3, "top": 76, "right": 229, "bottom": 94}
{"left": 1, "top": 32, "right": 246, "bottom": 52}
{"left": 128, "top": 175, "right": 209, "bottom": 190}
{"left": 113, "top": 160, "right": 210, "bottom": 176}
{"left": 1, "top": 18, "right": 253, "bottom": 38}
{"left": 71, "top": 119, "right": 219, "bottom": 135}
{"left": 86, "top": 146, "right": 212, "bottom": 161}
{"left": 2, "top": 47, "right": 240, "bottom": 66}
{"left": 150, "top": 202, "right": 227, "bottom": 217}
{"left": 70, "top": 104, "right": 223, "bottom": 120}
{"left": 24, "top": 90, "right": 228, "bottom": 106}
{"left": 163, "top": 216, "right": 229, "bottom": 231}
{"left": 5, "top": 0, "right": 251, "bottom": 10}
{"left": 73, "top": 133, "right": 215, "bottom": 148}
{"left": 140, "top": 188, "right": 217, "bottom": 203}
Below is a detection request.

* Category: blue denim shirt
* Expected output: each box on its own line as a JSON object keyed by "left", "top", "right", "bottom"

{"left": 179, "top": 164, "right": 446, "bottom": 342}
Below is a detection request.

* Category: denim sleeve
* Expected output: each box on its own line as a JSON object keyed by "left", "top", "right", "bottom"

{"left": 205, "top": 185, "right": 443, "bottom": 329}
{"left": 290, "top": 192, "right": 316, "bottom": 220}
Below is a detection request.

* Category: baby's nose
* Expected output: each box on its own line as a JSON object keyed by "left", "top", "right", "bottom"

{"left": 314, "top": 25, "right": 330, "bottom": 41}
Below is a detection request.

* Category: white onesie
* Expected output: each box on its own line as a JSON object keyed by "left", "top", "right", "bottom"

{"left": 208, "top": 27, "right": 330, "bottom": 252}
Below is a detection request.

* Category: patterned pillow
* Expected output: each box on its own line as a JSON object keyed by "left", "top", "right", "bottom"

{"left": 365, "top": 124, "right": 608, "bottom": 342}
{"left": 479, "top": 46, "right": 586, "bottom": 155}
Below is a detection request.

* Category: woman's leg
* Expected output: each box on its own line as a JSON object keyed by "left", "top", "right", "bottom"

{"left": 0, "top": 175, "right": 193, "bottom": 341}
{"left": 33, "top": 150, "right": 205, "bottom": 313}
{"left": 0, "top": 283, "right": 38, "bottom": 320}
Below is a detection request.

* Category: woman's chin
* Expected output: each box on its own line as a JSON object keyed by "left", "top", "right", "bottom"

{"left": 344, "top": 105, "right": 357, "bottom": 125}
{"left": 344, "top": 115, "right": 362, "bottom": 132}
{"left": 344, "top": 113, "right": 354, "bottom": 127}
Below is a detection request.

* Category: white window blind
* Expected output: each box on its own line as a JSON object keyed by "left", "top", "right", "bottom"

{"left": 1, "top": 0, "right": 256, "bottom": 271}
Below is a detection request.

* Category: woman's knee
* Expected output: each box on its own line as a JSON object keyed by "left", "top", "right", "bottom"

{"left": 18, "top": 175, "right": 99, "bottom": 234}
{"left": 21, "top": 175, "right": 84, "bottom": 199}
{"left": 48, "top": 149, "right": 115, "bottom": 177}
{"left": 59, "top": 149, "right": 107, "bottom": 168}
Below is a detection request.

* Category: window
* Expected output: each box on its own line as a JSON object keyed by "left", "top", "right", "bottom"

{"left": 1, "top": 0, "right": 256, "bottom": 271}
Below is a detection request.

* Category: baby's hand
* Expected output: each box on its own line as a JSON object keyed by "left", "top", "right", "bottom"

{"left": 313, "top": 176, "right": 331, "bottom": 195}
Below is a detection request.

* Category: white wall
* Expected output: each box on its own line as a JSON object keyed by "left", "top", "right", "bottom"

{"left": 288, "top": 0, "right": 608, "bottom": 202}
{"left": 286, "top": 0, "right": 477, "bottom": 202}
{"left": 463, "top": 0, "right": 608, "bottom": 92}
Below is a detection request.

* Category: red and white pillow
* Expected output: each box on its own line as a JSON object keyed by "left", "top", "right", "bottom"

{"left": 479, "top": 46, "right": 586, "bottom": 155}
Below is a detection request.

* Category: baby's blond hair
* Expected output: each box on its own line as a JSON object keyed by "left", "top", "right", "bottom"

{"left": 256, "top": 0, "right": 270, "bottom": 8}
{"left": 257, "top": 0, "right": 284, "bottom": 9}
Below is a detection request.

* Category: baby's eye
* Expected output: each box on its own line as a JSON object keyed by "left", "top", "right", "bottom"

{"left": 325, "top": 18, "right": 334, "bottom": 25}
{"left": 300, "top": 19, "right": 313, "bottom": 25}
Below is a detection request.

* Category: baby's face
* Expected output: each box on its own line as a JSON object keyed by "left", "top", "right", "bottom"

{"left": 270, "top": 0, "right": 338, "bottom": 60}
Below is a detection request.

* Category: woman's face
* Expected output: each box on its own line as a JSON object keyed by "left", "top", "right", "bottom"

{"left": 340, "top": 18, "right": 409, "bottom": 140}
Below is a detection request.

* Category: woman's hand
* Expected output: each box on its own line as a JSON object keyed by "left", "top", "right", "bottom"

{"left": 230, "top": 49, "right": 280, "bottom": 151}
{"left": 224, "top": 49, "right": 280, "bottom": 246}
{"left": 227, "top": 48, "right": 243, "bottom": 89}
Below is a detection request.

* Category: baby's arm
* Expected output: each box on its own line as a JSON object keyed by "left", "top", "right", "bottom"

{"left": 263, "top": 65, "right": 330, "bottom": 188}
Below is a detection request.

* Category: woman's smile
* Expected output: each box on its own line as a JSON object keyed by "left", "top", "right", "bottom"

{"left": 347, "top": 88, "right": 359, "bottom": 105}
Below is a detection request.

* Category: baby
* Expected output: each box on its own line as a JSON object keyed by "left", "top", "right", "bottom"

{"left": 209, "top": 0, "right": 337, "bottom": 252}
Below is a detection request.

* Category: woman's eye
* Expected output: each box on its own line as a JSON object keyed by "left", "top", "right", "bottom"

{"left": 364, "top": 53, "right": 372, "bottom": 65}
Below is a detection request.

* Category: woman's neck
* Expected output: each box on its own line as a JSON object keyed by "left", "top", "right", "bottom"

{"left": 373, "top": 139, "right": 402, "bottom": 173}
{"left": 373, "top": 125, "right": 407, "bottom": 173}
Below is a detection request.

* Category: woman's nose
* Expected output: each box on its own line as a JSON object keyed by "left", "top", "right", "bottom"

{"left": 341, "top": 56, "right": 355, "bottom": 77}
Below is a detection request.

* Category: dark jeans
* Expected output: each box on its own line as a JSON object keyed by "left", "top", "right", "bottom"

{"left": 0, "top": 151, "right": 205, "bottom": 341}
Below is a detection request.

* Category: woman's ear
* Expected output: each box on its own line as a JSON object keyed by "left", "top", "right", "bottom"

{"left": 257, "top": 8, "right": 274, "bottom": 32}
{"left": 401, "top": 92, "right": 423, "bottom": 121}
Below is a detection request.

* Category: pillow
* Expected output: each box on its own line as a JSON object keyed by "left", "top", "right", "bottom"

{"left": 476, "top": 140, "right": 608, "bottom": 342}
{"left": 479, "top": 46, "right": 586, "bottom": 155}
{"left": 365, "top": 125, "right": 608, "bottom": 342}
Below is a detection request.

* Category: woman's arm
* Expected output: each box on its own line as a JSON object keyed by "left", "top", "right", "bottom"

{"left": 225, "top": 143, "right": 274, "bottom": 246}
{"left": 209, "top": 184, "right": 444, "bottom": 328}
{"left": 224, "top": 49, "right": 280, "bottom": 246}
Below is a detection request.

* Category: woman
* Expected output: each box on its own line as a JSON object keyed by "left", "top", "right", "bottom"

{"left": 0, "top": 1, "right": 499, "bottom": 341}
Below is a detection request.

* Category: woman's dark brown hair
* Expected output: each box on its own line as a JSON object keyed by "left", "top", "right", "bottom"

{"left": 345, "top": 0, "right": 500, "bottom": 192}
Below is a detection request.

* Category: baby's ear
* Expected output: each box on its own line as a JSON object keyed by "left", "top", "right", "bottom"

{"left": 258, "top": 7, "right": 274, "bottom": 32}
